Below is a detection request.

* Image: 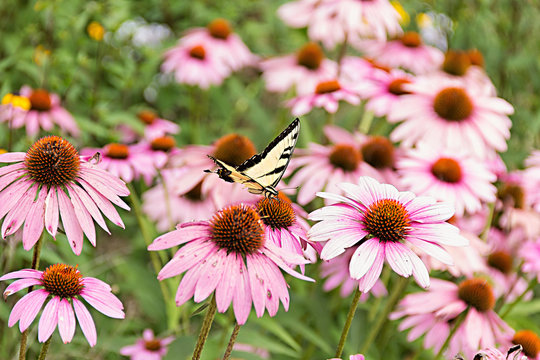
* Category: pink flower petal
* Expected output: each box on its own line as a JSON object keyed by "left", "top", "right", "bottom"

{"left": 232, "top": 258, "right": 252, "bottom": 325}
{"left": 73, "top": 298, "right": 97, "bottom": 347}
{"left": 8, "top": 289, "right": 48, "bottom": 331}
{"left": 3, "top": 278, "right": 42, "bottom": 297}
{"left": 80, "top": 291, "right": 125, "bottom": 319}
{"left": 0, "top": 269, "right": 43, "bottom": 281}
{"left": 57, "top": 298, "right": 76, "bottom": 344}
{"left": 22, "top": 188, "right": 46, "bottom": 250}
{"left": 0, "top": 152, "right": 26, "bottom": 163}
{"left": 349, "top": 238, "right": 380, "bottom": 280}
{"left": 57, "top": 189, "right": 84, "bottom": 255}
{"left": 69, "top": 184, "right": 109, "bottom": 234}
{"left": 67, "top": 185, "right": 96, "bottom": 246}
{"left": 38, "top": 296, "right": 60, "bottom": 342}
{"left": 45, "top": 187, "right": 59, "bottom": 238}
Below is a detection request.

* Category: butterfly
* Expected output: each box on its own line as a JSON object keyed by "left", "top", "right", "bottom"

{"left": 205, "top": 118, "right": 300, "bottom": 198}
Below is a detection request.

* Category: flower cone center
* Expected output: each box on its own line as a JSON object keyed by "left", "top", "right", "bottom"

{"left": 433, "top": 87, "right": 473, "bottom": 122}
{"left": 400, "top": 31, "right": 422, "bottom": 47}
{"left": 189, "top": 45, "right": 206, "bottom": 60}
{"left": 210, "top": 205, "right": 265, "bottom": 255}
{"left": 468, "top": 49, "right": 484, "bottom": 67}
{"left": 208, "top": 18, "right": 232, "bottom": 39}
{"left": 256, "top": 192, "right": 296, "bottom": 229}
{"left": 151, "top": 136, "right": 176, "bottom": 152}
{"left": 184, "top": 181, "right": 204, "bottom": 201}
{"left": 106, "top": 143, "right": 130, "bottom": 159}
{"left": 297, "top": 42, "right": 323, "bottom": 70}
{"left": 29, "top": 89, "right": 52, "bottom": 111}
{"left": 315, "top": 80, "right": 341, "bottom": 94}
{"left": 388, "top": 78, "right": 412, "bottom": 96}
{"left": 361, "top": 136, "right": 394, "bottom": 169}
{"left": 442, "top": 50, "right": 471, "bottom": 76}
{"left": 25, "top": 136, "right": 80, "bottom": 187}
{"left": 512, "top": 330, "right": 540, "bottom": 358}
{"left": 457, "top": 278, "right": 495, "bottom": 312}
{"left": 41, "top": 264, "right": 84, "bottom": 298}
{"left": 213, "top": 133, "right": 256, "bottom": 167}
{"left": 497, "top": 183, "right": 524, "bottom": 209}
{"left": 138, "top": 110, "right": 157, "bottom": 125}
{"left": 487, "top": 251, "right": 513, "bottom": 274}
{"left": 329, "top": 144, "right": 361, "bottom": 172}
{"left": 431, "top": 157, "right": 462, "bottom": 183}
{"left": 363, "top": 199, "right": 410, "bottom": 242}
{"left": 144, "top": 339, "right": 162, "bottom": 352}
{"left": 366, "top": 58, "right": 391, "bottom": 73}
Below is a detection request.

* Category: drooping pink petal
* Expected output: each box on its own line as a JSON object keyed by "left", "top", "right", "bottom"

{"left": 158, "top": 240, "right": 214, "bottom": 280}
{"left": 8, "top": 289, "right": 48, "bottom": 331}
{"left": 80, "top": 291, "right": 125, "bottom": 319}
{"left": 3, "top": 278, "right": 42, "bottom": 296}
{"left": 38, "top": 296, "right": 60, "bottom": 343}
{"left": 193, "top": 249, "right": 226, "bottom": 302}
{"left": 57, "top": 189, "right": 84, "bottom": 254}
{"left": 149, "top": 224, "right": 210, "bottom": 251}
{"left": 69, "top": 184, "right": 109, "bottom": 234}
{"left": 2, "top": 183, "right": 37, "bottom": 238}
{"left": 45, "top": 187, "right": 59, "bottom": 238}
{"left": 73, "top": 298, "right": 97, "bottom": 347}
{"left": 67, "top": 185, "right": 96, "bottom": 246}
{"left": 349, "top": 238, "right": 380, "bottom": 280}
{"left": 77, "top": 180, "right": 126, "bottom": 228}
{"left": 232, "top": 258, "right": 252, "bottom": 325}
{"left": 215, "top": 254, "right": 238, "bottom": 313}
{"left": 22, "top": 188, "right": 47, "bottom": 250}
{"left": 57, "top": 298, "right": 76, "bottom": 344}
{"left": 0, "top": 152, "right": 26, "bottom": 163}
{"left": 0, "top": 269, "right": 43, "bottom": 281}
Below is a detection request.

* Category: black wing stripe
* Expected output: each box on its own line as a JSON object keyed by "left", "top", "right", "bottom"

{"left": 261, "top": 165, "right": 286, "bottom": 177}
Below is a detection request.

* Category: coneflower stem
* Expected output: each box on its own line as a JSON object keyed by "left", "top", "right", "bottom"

{"left": 336, "top": 33, "right": 348, "bottom": 77}
{"left": 479, "top": 202, "right": 494, "bottom": 241}
{"left": 434, "top": 311, "right": 466, "bottom": 359}
{"left": 358, "top": 109, "right": 374, "bottom": 134}
{"left": 359, "top": 276, "right": 409, "bottom": 354}
{"left": 19, "top": 232, "right": 45, "bottom": 360}
{"left": 222, "top": 322, "right": 241, "bottom": 360}
{"left": 500, "top": 278, "right": 537, "bottom": 319}
{"left": 193, "top": 294, "right": 217, "bottom": 360}
{"left": 127, "top": 183, "right": 171, "bottom": 308}
{"left": 334, "top": 287, "right": 363, "bottom": 358}
{"left": 368, "top": 266, "right": 391, "bottom": 322}
{"left": 37, "top": 336, "right": 52, "bottom": 360}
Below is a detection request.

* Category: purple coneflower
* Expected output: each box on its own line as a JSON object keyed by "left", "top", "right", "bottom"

{"left": 1, "top": 263, "right": 124, "bottom": 346}
{"left": 0, "top": 136, "right": 129, "bottom": 254}
{"left": 120, "top": 329, "right": 174, "bottom": 360}
{"left": 148, "top": 204, "right": 313, "bottom": 325}
{"left": 309, "top": 176, "right": 468, "bottom": 292}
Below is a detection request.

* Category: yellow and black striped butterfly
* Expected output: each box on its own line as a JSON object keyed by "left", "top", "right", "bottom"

{"left": 205, "top": 118, "right": 300, "bottom": 198}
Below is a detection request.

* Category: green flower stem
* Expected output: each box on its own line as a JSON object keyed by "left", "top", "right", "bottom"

{"left": 334, "top": 287, "right": 363, "bottom": 358}
{"left": 479, "top": 202, "right": 495, "bottom": 241}
{"left": 222, "top": 322, "right": 241, "bottom": 360}
{"left": 359, "top": 276, "right": 409, "bottom": 355}
{"left": 18, "top": 232, "right": 45, "bottom": 360}
{"left": 126, "top": 182, "right": 171, "bottom": 306}
{"left": 192, "top": 295, "right": 217, "bottom": 360}
{"left": 368, "top": 266, "right": 391, "bottom": 322}
{"left": 37, "top": 336, "right": 52, "bottom": 360}
{"left": 500, "top": 278, "right": 537, "bottom": 319}
{"left": 358, "top": 109, "right": 374, "bottom": 135}
{"left": 434, "top": 311, "right": 467, "bottom": 359}
{"left": 336, "top": 33, "right": 349, "bottom": 76}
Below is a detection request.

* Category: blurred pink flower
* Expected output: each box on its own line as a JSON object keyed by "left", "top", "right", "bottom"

{"left": 519, "top": 238, "right": 540, "bottom": 283}
{"left": 287, "top": 126, "right": 383, "bottom": 205}
{"left": 524, "top": 150, "right": 540, "bottom": 213}
{"left": 142, "top": 168, "right": 217, "bottom": 232}
{"left": 81, "top": 143, "right": 161, "bottom": 185}
{"left": 356, "top": 32, "right": 444, "bottom": 74}
{"left": 9, "top": 86, "right": 80, "bottom": 137}
{"left": 148, "top": 204, "right": 314, "bottom": 325}
{"left": 397, "top": 145, "right": 497, "bottom": 216}
{"left": 138, "top": 110, "right": 180, "bottom": 141}
{"left": 308, "top": 177, "right": 468, "bottom": 292}
{"left": 279, "top": 0, "right": 401, "bottom": 49}
{"left": 1, "top": 263, "right": 124, "bottom": 346}
{"left": 0, "top": 136, "right": 129, "bottom": 255}
{"left": 321, "top": 247, "right": 387, "bottom": 299}
{"left": 120, "top": 329, "right": 174, "bottom": 360}
{"left": 329, "top": 354, "right": 365, "bottom": 360}
{"left": 179, "top": 18, "right": 257, "bottom": 71}
{"left": 233, "top": 343, "right": 270, "bottom": 359}
{"left": 391, "top": 278, "right": 514, "bottom": 359}
{"left": 162, "top": 42, "right": 230, "bottom": 89}
{"left": 388, "top": 77, "right": 513, "bottom": 158}
{"left": 260, "top": 42, "right": 337, "bottom": 95}
{"left": 286, "top": 79, "right": 360, "bottom": 116}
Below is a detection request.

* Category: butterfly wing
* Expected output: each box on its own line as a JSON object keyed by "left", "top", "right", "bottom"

{"left": 206, "top": 156, "right": 266, "bottom": 194}
{"left": 236, "top": 118, "right": 300, "bottom": 189}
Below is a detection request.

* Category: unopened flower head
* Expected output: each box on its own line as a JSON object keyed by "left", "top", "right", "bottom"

{"left": 0, "top": 136, "right": 129, "bottom": 254}
{"left": 0, "top": 263, "right": 124, "bottom": 346}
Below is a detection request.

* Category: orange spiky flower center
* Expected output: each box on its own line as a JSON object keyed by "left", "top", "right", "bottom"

{"left": 256, "top": 192, "right": 296, "bottom": 229}
{"left": 25, "top": 136, "right": 80, "bottom": 187}
{"left": 213, "top": 133, "right": 256, "bottom": 167}
{"left": 468, "top": 49, "right": 485, "bottom": 67}
{"left": 400, "top": 31, "right": 422, "bottom": 47}
{"left": 41, "top": 264, "right": 84, "bottom": 298}
{"left": 457, "top": 278, "right": 495, "bottom": 312}
{"left": 210, "top": 205, "right": 265, "bottom": 255}
{"left": 138, "top": 110, "right": 158, "bottom": 125}
{"left": 361, "top": 136, "right": 394, "bottom": 169}
{"left": 433, "top": 87, "right": 473, "bottom": 122}
{"left": 431, "top": 158, "right": 462, "bottom": 183}
{"left": 443, "top": 50, "right": 471, "bottom": 76}
{"left": 106, "top": 143, "right": 130, "bottom": 160}
{"left": 29, "top": 89, "right": 52, "bottom": 111}
{"left": 487, "top": 251, "right": 513, "bottom": 274}
{"left": 189, "top": 45, "right": 206, "bottom": 60}
{"left": 329, "top": 144, "right": 361, "bottom": 172}
{"left": 315, "top": 80, "right": 341, "bottom": 94}
{"left": 512, "top": 330, "right": 540, "bottom": 358}
{"left": 208, "top": 18, "right": 232, "bottom": 39}
{"left": 363, "top": 199, "right": 410, "bottom": 243}
{"left": 144, "top": 339, "right": 162, "bottom": 351}
{"left": 388, "top": 78, "right": 412, "bottom": 96}
{"left": 297, "top": 42, "right": 324, "bottom": 70}
{"left": 151, "top": 136, "right": 176, "bottom": 152}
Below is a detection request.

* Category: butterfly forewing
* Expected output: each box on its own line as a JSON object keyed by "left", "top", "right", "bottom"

{"left": 236, "top": 118, "right": 300, "bottom": 189}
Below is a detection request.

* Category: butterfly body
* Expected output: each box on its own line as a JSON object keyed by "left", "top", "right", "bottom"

{"left": 205, "top": 118, "right": 300, "bottom": 198}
